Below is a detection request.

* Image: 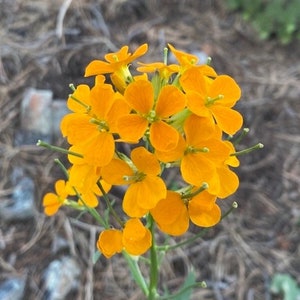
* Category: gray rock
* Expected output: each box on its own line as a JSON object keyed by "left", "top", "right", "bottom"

{"left": 0, "top": 277, "right": 26, "bottom": 300}
{"left": 43, "top": 256, "right": 81, "bottom": 300}
{"left": 15, "top": 88, "right": 53, "bottom": 145}
{"left": 0, "top": 168, "right": 35, "bottom": 221}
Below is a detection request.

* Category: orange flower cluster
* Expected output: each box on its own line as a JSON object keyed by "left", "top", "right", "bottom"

{"left": 43, "top": 44, "right": 243, "bottom": 258}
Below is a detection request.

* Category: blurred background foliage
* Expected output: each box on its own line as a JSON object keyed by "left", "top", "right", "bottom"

{"left": 225, "top": 0, "right": 300, "bottom": 44}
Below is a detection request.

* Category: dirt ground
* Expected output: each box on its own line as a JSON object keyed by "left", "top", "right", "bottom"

{"left": 0, "top": 0, "right": 299, "bottom": 299}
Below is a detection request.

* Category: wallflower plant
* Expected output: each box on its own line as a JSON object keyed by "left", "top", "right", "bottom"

{"left": 38, "top": 43, "right": 263, "bottom": 299}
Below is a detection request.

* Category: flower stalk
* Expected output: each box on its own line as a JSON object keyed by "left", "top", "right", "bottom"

{"left": 40, "top": 43, "right": 262, "bottom": 299}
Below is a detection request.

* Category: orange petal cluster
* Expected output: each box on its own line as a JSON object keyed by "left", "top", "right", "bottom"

{"left": 43, "top": 43, "right": 244, "bottom": 258}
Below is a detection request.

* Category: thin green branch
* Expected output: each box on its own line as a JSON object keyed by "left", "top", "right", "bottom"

{"left": 231, "top": 143, "right": 264, "bottom": 156}
{"left": 97, "top": 181, "right": 124, "bottom": 227}
{"left": 37, "top": 140, "right": 83, "bottom": 158}
{"left": 122, "top": 251, "right": 149, "bottom": 297}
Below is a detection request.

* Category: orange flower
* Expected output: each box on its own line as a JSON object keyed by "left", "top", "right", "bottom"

{"left": 43, "top": 180, "right": 68, "bottom": 216}
{"left": 122, "top": 218, "right": 152, "bottom": 256}
{"left": 188, "top": 189, "right": 221, "bottom": 227}
{"left": 168, "top": 43, "right": 199, "bottom": 69}
{"left": 61, "top": 77, "right": 130, "bottom": 167}
{"left": 156, "top": 114, "right": 231, "bottom": 193}
{"left": 85, "top": 44, "right": 148, "bottom": 92}
{"left": 168, "top": 44, "right": 217, "bottom": 77}
{"left": 97, "top": 219, "right": 152, "bottom": 258}
{"left": 97, "top": 229, "right": 123, "bottom": 258}
{"left": 101, "top": 146, "right": 167, "bottom": 217}
{"left": 66, "top": 163, "right": 111, "bottom": 207}
{"left": 137, "top": 62, "right": 179, "bottom": 80}
{"left": 180, "top": 67, "right": 243, "bottom": 135}
{"left": 151, "top": 190, "right": 221, "bottom": 236}
{"left": 150, "top": 191, "right": 189, "bottom": 236}
{"left": 118, "top": 80, "right": 186, "bottom": 151}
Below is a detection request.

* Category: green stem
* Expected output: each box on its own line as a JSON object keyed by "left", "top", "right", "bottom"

{"left": 97, "top": 181, "right": 124, "bottom": 227}
{"left": 181, "top": 182, "right": 208, "bottom": 199}
{"left": 231, "top": 143, "right": 264, "bottom": 156}
{"left": 54, "top": 158, "right": 69, "bottom": 179}
{"left": 148, "top": 215, "right": 159, "bottom": 300}
{"left": 72, "top": 186, "right": 107, "bottom": 228}
{"left": 37, "top": 140, "right": 83, "bottom": 158}
{"left": 232, "top": 127, "right": 249, "bottom": 145}
{"left": 122, "top": 251, "right": 149, "bottom": 296}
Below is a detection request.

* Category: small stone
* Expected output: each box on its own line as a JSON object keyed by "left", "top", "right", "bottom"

{"left": 15, "top": 88, "right": 53, "bottom": 145}
{"left": 21, "top": 88, "right": 53, "bottom": 134}
{"left": 0, "top": 277, "right": 26, "bottom": 300}
{"left": 0, "top": 168, "right": 36, "bottom": 221}
{"left": 43, "top": 256, "right": 81, "bottom": 300}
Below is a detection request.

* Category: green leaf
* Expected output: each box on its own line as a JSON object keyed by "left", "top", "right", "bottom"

{"left": 173, "top": 271, "right": 196, "bottom": 300}
{"left": 161, "top": 269, "right": 207, "bottom": 300}
{"left": 93, "top": 250, "right": 102, "bottom": 264}
{"left": 270, "top": 274, "right": 300, "bottom": 300}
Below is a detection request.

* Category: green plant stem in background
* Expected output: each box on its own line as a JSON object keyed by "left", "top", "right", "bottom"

{"left": 123, "top": 251, "right": 149, "bottom": 297}
{"left": 148, "top": 214, "right": 159, "bottom": 300}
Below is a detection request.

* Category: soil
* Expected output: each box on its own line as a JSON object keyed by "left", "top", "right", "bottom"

{"left": 0, "top": 0, "right": 299, "bottom": 299}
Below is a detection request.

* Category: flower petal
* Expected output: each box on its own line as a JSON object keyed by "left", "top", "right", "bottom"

{"left": 118, "top": 114, "right": 148, "bottom": 142}
{"left": 123, "top": 177, "right": 166, "bottom": 216}
{"left": 61, "top": 113, "right": 96, "bottom": 145}
{"left": 184, "top": 114, "right": 220, "bottom": 146}
{"left": 122, "top": 218, "right": 152, "bottom": 256}
{"left": 209, "top": 75, "right": 241, "bottom": 107}
{"left": 130, "top": 43, "right": 148, "bottom": 61}
{"left": 85, "top": 60, "right": 113, "bottom": 76}
{"left": 157, "top": 208, "right": 189, "bottom": 236}
{"left": 71, "top": 132, "right": 115, "bottom": 167}
{"left": 101, "top": 158, "right": 134, "bottom": 185}
{"left": 150, "top": 121, "right": 180, "bottom": 152}
{"left": 181, "top": 154, "right": 216, "bottom": 186}
{"left": 90, "top": 84, "right": 115, "bottom": 118}
{"left": 151, "top": 191, "right": 189, "bottom": 236}
{"left": 189, "top": 194, "right": 221, "bottom": 227}
{"left": 123, "top": 188, "right": 148, "bottom": 218}
{"left": 67, "top": 84, "right": 91, "bottom": 113}
{"left": 186, "top": 91, "right": 210, "bottom": 117}
{"left": 124, "top": 80, "right": 154, "bottom": 113}
{"left": 97, "top": 229, "right": 123, "bottom": 258}
{"left": 43, "top": 193, "right": 61, "bottom": 216}
{"left": 131, "top": 147, "right": 161, "bottom": 175}
{"left": 55, "top": 179, "right": 68, "bottom": 198}
{"left": 211, "top": 106, "right": 243, "bottom": 135}
{"left": 155, "top": 86, "right": 186, "bottom": 118}
{"left": 155, "top": 134, "right": 186, "bottom": 163}
{"left": 216, "top": 166, "right": 239, "bottom": 198}
{"left": 180, "top": 67, "right": 207, "bottom": 94}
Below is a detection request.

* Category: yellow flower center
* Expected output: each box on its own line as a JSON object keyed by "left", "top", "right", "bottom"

{"left": 205, "top": 94, "right": 224, "bottom": 107}
{"left": 90, "top": 118, "right": 109, "bottom": 132}
{"left": 123, "top": 171, "right": 146, "bottom": 183}
{"left": 145, "top": 110, "right": 158, "bottom": 123}
{"left": 185, "top": 146, "right": 209, "bottom": 155}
